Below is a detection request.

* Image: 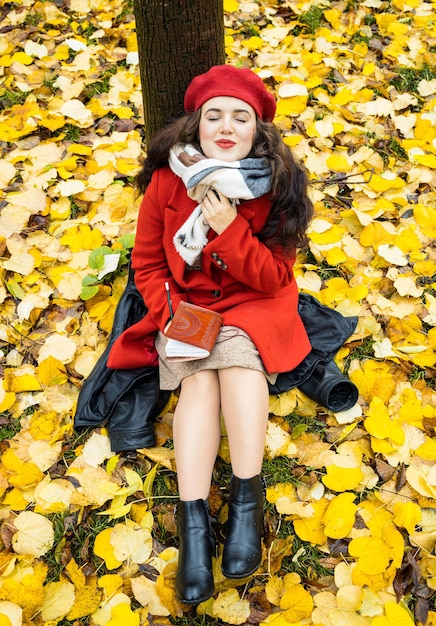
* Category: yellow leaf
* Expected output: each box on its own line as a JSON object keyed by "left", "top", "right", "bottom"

{"left": 293, "top": 499, "right": 329, "bottom": 545}
{"left": 266, "top": 483, "right": 297, "bottom": 507}
{"left": 269, "top": 389, "right": 297, "bottom": 416}
{"left": 98, "top": 574, "right": 123, "bottom": 597}
{"left": 37, "top": 333, "right": 77, "bottom": 364}
{"left": 41, "top": 581, "right": 75, "bottom": 622}
{"left": 0, "top": 602, "right": 22, "bottom": 626}
{"left": 322, "top": 463, "right": 364, "bottom": 492}
{"left": 130, "top": 576, "right": 170, "bottom": 616}
{"left": 65, "top": 559, "right": 102, "bottom": 620}
{"left": 97, "top": 500, "right": 132, "bottom": 519}
{"left": 11, "top": 51, "right": 33, "bottom": 65}
{"left": 241, "top": 36, "right": 263, "bottom": 51}
{"left": 276, "top": 95, "right": 308, "bottom": 116}
{"left": 59, "top": 224, "right": 104, "bottom": 252}
{"left": 325, "top": 247, "right": 348, "bottom": 265}
{"left": 406, "top": 462, "right": 436, "bottom": 499}
{"left": 412, "top": 153, "right": 436, "bottom": 168}
{"left": 2, "top": 488, "right": 28, "bottom": 511}
{"left": 309, "top": 224, "right": 346, "bottom": 245}
{"left": 364, "top": 397, "right": 405, "bottom": 446}
{"left": 125, "top": 32, "right": 138, "bottom": 52}
{"left": 12, "top": 511, "right": 54, "bottom": 557}
{"left": 141, "top": 446, "right": 175, "bottom": 471}
{"left": 111, "top": 106, "right": 134, "bottom": 119}
{"left": 224, "top": 0, "right": 239, "bottom": 11}
{"left": 366, "top": 172, "right": 405, "bottom": 193}
{"left": 82, "top": 431, "right": 114, "bottom": 467}
{"left": 266, "top": 421, "right": 297, "bottom": 458}
{"left": 37, "top": 356, "right": 67, "bottom": 385}
{"left": 143, "top": 463, "right": 159, "bottom": 508}
{"left": 372, "top": 601, "right": 415, "bottom": 626}
{"left": 393, "top": 501, "right": 422, "bottom": 534}
{"left": 106, "top": 601, "right": 140, "bottom": 626}
{"left": 280, "top": 583, "right": 314, "bottom": 621}
{"left": 326, "top": 153, "right": 353, "bottom": 172}
{"left": 0, "top": 561, "right": 47, "bottom": 618}
{"left": 416, "top": 437, "right": 436, "bottom": 461}
{"left": 413, "top": 204, "right": 436, "bottom": 238}
{"left": 348, "top": 536, "right": 392, "bottom": 575}
{"left": 3, "top": 368, "right": 41, "bottom": 392}
{"left": 265, "top": 573, "right": 296, "bottom": 606}
{"left": 110, "top": 520, "right": 152, "bottom": 564}
{"left": 94, "top": 528, "right": 123, "bottom": 570}
{"left": 34, "top": 477, "right": 75, "bottom": 513}
{"left": 349, "top": 361, "right": 396, "bottom": 404}
{"left": 0, "top": 391, "right": 16, "bottom": 412}
{"left": 312, "top": 590, "right": 372, "bottom": 625}
{"left": 1, "top": 449, "right": 44, "bottom": 488}
{"left": 323, "top": 492, "right": 357, "bottom": 539}
{"left": 28, "top": 409, "right": 61, "bottom": 440}
{"left": 213, "top": 589, "right": 251, "bottom": 625}
{"left": 67, "top": 143, "right": 93, "bottom": 156}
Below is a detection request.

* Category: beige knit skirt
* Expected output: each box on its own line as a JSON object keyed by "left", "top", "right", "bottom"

{"left": 155, "top": 325, "right": 278, "bottom": 390}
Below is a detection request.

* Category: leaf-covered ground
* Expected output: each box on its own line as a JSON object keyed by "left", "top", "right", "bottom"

{"left": 0, "top": 0, "right": 435, "bottom": 624}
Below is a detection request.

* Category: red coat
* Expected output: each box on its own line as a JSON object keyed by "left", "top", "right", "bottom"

{"left": 107, "top": 166, "right": 311, "bottom": 374}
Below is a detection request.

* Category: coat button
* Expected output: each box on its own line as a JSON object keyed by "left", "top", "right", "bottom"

{"left": 211, "top": 252, "right": 219, "bottom": 259}
{"left": 211, "top": 290, "right": 221, "bottom": 297}
{"left": 216, "top": 259, "right": 223, "bottom": 266}
{"left": 221, "top": 263, "right": 228, "bottom": 270}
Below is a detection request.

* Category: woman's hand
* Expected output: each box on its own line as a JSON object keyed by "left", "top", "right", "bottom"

{"left": 201, "top": 188, "right": 237, "bottom": 234}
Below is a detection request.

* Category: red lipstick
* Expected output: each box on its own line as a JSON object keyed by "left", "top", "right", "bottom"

{"left": 216, "top": 140, "right": 236, "bottom": 149}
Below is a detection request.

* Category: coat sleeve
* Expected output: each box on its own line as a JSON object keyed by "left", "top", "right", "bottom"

{"left": 203, "top": 213, "right": 295, "bottom": 294}
{"left": 131, "top": 171, "right": 187, "bottom": 331}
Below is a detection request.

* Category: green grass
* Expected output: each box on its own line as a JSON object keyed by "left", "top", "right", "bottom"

{"left": 409, "top": 365, "right": 435, "bottom": 389}
{"left": 279, "top": 526, "right": 334, "bottom": 580}
{"left": 57, "top": 123, "right": 83, "bottom": 142}
{"left": 300, "top": 248, "right": 343, "bottom": 281}
{"left": 284, "top": 412, "right": 327, "bottom": 438}
{"left": 299, "top": 6, "right": 325, "bottom": 34}
{"left": 390, "top": 64, "right": 436, "bottom": 94}
{"left": 85, "top": 66, "right": 119, "bottom": 98}
{"left": 0, "top": 89, "right": 27, "bottom": 112}
{"left": 0, "top": 410, "right": 23, "bottom": 441}
{"left": 372, "top": 136, "right": 409, "bottom": 165}
{"left": 342, "top": 336, "right": 375, "bottom": 374}
{"left": 24, "top": 11, "right": 43, "bottom": 26}
{"left": 263, "top": 456, "right": 302, "bottom": 487}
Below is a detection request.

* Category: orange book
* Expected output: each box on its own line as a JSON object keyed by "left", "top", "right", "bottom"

{"left": 164, "top": 301, "right": 223, "bottom": 361}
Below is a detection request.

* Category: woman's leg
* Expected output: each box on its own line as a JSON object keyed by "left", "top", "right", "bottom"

{"left": 173, "top": 369, "right": 221, "bottom": 500}
{"left": 218, "top": 367, "right": 268, "bottom": 477}
{"left": 173, "top": 369, "right": 221, "bottom": 603}
{"left": 218, "top": 367, "right": 269, "bottom": 578}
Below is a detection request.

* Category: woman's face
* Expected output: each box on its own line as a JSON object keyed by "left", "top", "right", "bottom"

{"left": 199, "top": 96, "right": 257, "bottom": 162}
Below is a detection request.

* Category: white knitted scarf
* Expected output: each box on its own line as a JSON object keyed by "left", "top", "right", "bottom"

{"left": 168, "top": 143, "right": 272, "bottom": 265}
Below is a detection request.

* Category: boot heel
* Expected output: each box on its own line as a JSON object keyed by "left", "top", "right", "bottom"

{"left": 176, "top": 499, "right": 215, "bottom": 604}
{"left": 222, "top": 475, "right": 264, "bottom": 579}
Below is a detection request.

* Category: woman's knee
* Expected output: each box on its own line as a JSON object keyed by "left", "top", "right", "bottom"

{"left": 180, "top": 369, "right": 220, "bottom": 395}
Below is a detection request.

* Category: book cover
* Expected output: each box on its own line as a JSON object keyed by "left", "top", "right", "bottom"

{"left": 164, "top": 301, "right": 223, "bottom": 361}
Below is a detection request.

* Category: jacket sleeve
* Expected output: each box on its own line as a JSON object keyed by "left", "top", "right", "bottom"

{"left": 203, "top": 213, "right": 295, "bottom": 294}
{"left": 131, "top": 171, "right": 186, "bottom": 331}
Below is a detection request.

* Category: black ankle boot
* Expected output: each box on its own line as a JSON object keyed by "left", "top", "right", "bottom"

{"left": 222, "top": 475, "right": 264, "bottom": 579}
{"left": 176, "top": 499, "right": 215, "bottom": 604}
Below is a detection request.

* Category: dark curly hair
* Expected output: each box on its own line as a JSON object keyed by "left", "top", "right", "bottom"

{"left": 136, "top": 112, "right": 313, "bottom": 251}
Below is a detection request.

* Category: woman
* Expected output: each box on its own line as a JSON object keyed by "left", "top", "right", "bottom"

{"left": 107, "top": 65, "right": 314, "bottom": 604}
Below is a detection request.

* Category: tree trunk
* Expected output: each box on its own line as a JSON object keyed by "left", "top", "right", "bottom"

{"left": 134, "top": 0, "right": 225, "bottom": 142}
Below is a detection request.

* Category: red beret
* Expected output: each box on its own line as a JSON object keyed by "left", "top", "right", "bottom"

{"left": 184, "top": 65, "right": 276, "bottom": 122}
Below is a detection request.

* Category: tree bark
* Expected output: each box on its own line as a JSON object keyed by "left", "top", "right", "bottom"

{"left": 134, "top": 0, "right": 225, "bottom": 142}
